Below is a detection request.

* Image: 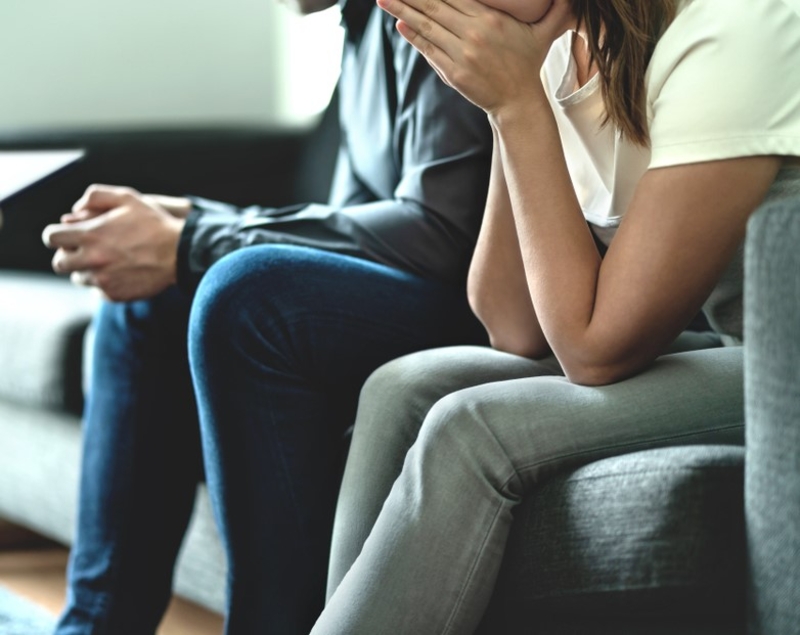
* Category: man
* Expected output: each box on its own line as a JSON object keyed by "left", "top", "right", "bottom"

{"left": 43, "top": 0, "right": 491, "bottom": 632}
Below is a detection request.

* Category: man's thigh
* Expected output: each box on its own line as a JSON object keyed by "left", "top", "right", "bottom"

{"left": 191, "top": 245, "right": 486, "bottom": 393}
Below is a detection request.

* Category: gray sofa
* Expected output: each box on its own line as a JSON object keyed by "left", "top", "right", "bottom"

{"left": 0, "top": 167, "right": 797, "bottom": 628}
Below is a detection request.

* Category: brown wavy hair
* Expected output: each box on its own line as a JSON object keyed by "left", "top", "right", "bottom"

{"left": 570, "top": 0, "right": 678, "bottom": 145}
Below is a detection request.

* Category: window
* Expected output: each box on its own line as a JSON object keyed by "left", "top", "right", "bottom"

{"left": 0, "top": 0, "right": 343, "bottom": 131}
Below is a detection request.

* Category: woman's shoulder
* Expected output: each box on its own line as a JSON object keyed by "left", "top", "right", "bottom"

{"left": 649, "top": 0, "right": 800, "bottom": 90}
{"left": 673, "top": 0, "right": 799, "bottom": 21}
{"left": 662, "top": 0, "right": 799, "bottom": 48}
{"left": 646, "top": 0, "right": 800, "bottom": 170}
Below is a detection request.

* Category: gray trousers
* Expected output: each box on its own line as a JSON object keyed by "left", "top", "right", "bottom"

{"left": 312, "top": 334, "right": 744, "bottom": 635}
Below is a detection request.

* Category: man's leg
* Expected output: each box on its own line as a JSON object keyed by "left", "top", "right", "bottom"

{"left": 56, "top": 288, "right": 203, "bottom": 635}
{"left": 188, "top": 244, "right": 485, "bottom": 635}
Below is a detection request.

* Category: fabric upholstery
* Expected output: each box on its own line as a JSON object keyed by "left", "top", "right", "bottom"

{"left": 172, "top": 485, "right": 227, "bottom": 613}
{"left": 0, "top": 272, "right": 228, "bottom": 613}
{"left": 744, "top": 197, "right": 800, "bottom": 635}
{"left": 0, "top": 399, "right": 82, "bottom": 544}
{"left": 0, "top": 272, "right": 98, "bottom": 413}
{"left": 483, "top": 446, "right": 745, "bottom": 630}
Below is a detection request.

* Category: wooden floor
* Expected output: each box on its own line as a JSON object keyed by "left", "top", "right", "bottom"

{"left": 0, "top": 521, "right": 224, "bottom": 635}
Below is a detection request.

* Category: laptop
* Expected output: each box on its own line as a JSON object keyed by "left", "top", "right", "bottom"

{"left": 0, "top": 149, "right": 84, "bottom": 230}
{"left": 0, "top": 149, "right": 84, "bottom": 205}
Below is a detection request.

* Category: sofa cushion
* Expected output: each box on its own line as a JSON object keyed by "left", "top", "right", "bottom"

{"left": 0, "top": 271, "right": 98, "bottom": 413}
{"left": 482, "top": 445, "right": 745, "bottom": 629}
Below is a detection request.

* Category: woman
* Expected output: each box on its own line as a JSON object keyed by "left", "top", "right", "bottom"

{"left": 312, "top": 0, "right": 800, "bottom": 632}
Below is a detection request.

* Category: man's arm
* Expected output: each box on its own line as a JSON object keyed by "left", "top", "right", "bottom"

{"left": 42, "top": 9, "right": 493, "bottom": 302}
{"left": 177, "top": 17, "right": 492, "bottom": 291}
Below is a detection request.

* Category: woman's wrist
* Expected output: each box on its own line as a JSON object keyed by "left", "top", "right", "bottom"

{"left": 488, "top": 85, "right": 551, "bottom": 136}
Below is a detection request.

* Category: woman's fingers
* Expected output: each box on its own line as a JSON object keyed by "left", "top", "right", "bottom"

{"left": 378, "top": 0, "right": 460, "bottom": 67}
{"left": 378, "top": 0, "right": 555, "bottom": 112}
{"left": 394, "top": 19, "right": 455, "bottom": 78}
{"left": 398, "top": 0, "right": 483, "bottom": 19}
{"left": 378, "top": 0, "right": 463, "bottom": 47}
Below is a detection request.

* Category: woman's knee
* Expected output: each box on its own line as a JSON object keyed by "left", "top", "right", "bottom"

{"left": 351, "top": 355, "right": 443, "bottom": 460}
{"left": 405, "top": 389, "right": 523, "bottom": 500}
{"left": 361, "top": 345, "right": 523, "bottom": 416}
{"left": 354, "top": 346, "right": 550, "bottom": 469}
{"left": 361, "top": 351, "right": 455, "bottom": 417}
{"left": 354, "top": 348, "right": 491, "bottom": 444}
{"left": 419, "top": 390, "right": 483, "bottom": 448}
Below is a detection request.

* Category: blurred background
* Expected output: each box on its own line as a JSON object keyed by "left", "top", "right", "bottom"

{"left": 0, "top": 0, "right": 342, "bottom": 129}
{"left": 0, "top": 0, "right": 344, "bottom": 270}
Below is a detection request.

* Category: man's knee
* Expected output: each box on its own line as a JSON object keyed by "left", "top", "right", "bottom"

{"left": 190, "top": 248, "right": 285, "bottom": 341}
{"left": 190, "top": 245, "right": 333, "bottom": 336}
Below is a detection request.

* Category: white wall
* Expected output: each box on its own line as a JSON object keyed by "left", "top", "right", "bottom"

{"left": 0, "top": 0, "right": 342, "bottom": 131}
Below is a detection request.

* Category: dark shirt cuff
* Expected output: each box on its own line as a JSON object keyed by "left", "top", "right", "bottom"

{"left": 176, "top": 206, "right": 203, "bottom": 296}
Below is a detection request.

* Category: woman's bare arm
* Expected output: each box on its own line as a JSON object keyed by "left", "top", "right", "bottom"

{"left": 493, "top": 91, "right": 780, "bottom": 384}
{"left": 467, "top": 129, "right": 549, "bottom": 358}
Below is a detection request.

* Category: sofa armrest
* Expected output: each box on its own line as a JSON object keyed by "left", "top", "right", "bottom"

{"left": 744, "top": 196, "right": 800, "bottom": 635}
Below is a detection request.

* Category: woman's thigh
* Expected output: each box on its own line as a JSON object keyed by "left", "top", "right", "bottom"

{"left": 441, "top": 345, "right": 744, "bottom": 492}
{"left": 327, "top": 345, "right": 563, "bottom": 596}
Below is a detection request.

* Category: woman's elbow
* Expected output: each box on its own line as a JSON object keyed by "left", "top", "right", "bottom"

{"left": 561, "top": 356, "right": 649, "bottom": 387}
{"left": 469, "top": 292, "right": 549, "bottom": 359}
{"left": 563, "top": 365, "right": 622, "bottom": 387}
{"left": 476, "top": 304, "right": 551, "bottom": 359}
{"left": 487, "top": 331, "right": 551, "bottom": 360}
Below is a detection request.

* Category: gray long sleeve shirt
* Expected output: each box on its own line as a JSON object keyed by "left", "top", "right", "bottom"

{"left": 176, "top": 0, "right": 493, "bottom": 292}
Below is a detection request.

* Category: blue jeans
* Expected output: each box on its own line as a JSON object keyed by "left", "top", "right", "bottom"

{"left": 55, "top": 245, "right": 485, "bottom": 635}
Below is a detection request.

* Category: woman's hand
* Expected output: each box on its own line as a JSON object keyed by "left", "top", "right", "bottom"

{"left": 377, "top": 0, "right": 573, "bottom": 116}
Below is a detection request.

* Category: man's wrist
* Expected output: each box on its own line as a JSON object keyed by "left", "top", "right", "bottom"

{"left": 164, "top": 215, "right": 188, "bottom": 286}
{"left": 174, "top": 206, "right": 203, "bottom": 294}
{"left": 144, "top": 194, "right": 193, "bottom": 218}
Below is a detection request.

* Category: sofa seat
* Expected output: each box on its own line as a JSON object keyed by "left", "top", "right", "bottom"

{"left": 0, "top": 271, "right": 228, "bottom": 613}
{"left": 483, "top": 445, "right": 745, "bottom": 634}
{"left": 0, "top": 271, "right": 99, "bottom": 414}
